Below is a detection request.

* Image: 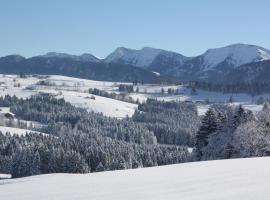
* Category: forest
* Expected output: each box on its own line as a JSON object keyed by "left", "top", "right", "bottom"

{"left": 0, "top": 95, "right": 190, "bottom": 178}
{"left": 1, "top": 94, "right": 270, "bottom": 178}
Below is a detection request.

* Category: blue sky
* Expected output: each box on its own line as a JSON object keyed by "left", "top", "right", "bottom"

{"left": 1, "top": 0, "right": 270, "bottom": 58}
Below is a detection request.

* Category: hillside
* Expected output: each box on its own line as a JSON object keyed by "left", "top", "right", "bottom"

{"left": 1, "top": 157, "right": 270, "bottom": 200}
{"left": 225, "top": 60, "right": 270, "bottom": 82}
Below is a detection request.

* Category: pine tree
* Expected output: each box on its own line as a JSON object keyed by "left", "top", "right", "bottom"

{"left": 229, "top": 96, "right": 234, "bottom": 103}
{"left": 30, "top": 151, "right": 41, "bottom": 175}
{"left": 233, "top": 105, "right": 254, "bottom": 129}
{"left": 216, "top": 112, "right": 227, "bottom": 131}
{"left": 161, "top": 88, "right": 165, "bottom": 94}
{"left": 263, "top": 102, "right": 269, "bottom": 111}
{"left": 195, "top": 108, "right": 218, "bottom": 160}
{"left": 233, "top": 105, "right": 246, "bottom": 128}
{"left": 11, "top": 150, "right": 27, "bottom": 178}
{"left": 96, "top": 162, "right": 105, "bottom": 172}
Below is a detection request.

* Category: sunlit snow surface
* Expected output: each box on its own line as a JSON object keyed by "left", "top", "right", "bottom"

{"left": 202, "top": 44, "right": 270, "bottom": 70}
{"left": 1, "top": 157, "right": 270, "bottom": 200}
{"left": 0, "top": 75, "right": 137, "bottom": 119}
{"left": 105, "top": 47, "right": 163, "bottom": 68}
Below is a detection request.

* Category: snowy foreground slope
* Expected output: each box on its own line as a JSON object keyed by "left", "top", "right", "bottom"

{"left": 1, "top": 157, "right": 270, "bottom": 200}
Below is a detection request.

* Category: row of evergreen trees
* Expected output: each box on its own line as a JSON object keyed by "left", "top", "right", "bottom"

{"left": 88, "top": 88, "right": 138, "bottom": 104}
{"left": 0, "top": 131, "right": 189, "bottom": 178}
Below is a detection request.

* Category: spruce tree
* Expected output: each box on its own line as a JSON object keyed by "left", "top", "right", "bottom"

{"left": 30, "top": 151, "right": 41, "bottom": 175}
{"left": 195, "top": 108, "right": 218, "bottom": 160}
{"left": 96, "top": 162, "right": 105, "bottom": 172}
{"left": 233, "top": 105, "right": 246, "bottom": 128}
{"left": 233, "top": 105, "right": 254, "bottom": 129}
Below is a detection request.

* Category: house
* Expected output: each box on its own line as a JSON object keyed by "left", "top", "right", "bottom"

{"left": 0, "top": 108, "right": 15, "bottom": 119}
{"left": 4, "top": 112, "right": 15, "bottom": 119}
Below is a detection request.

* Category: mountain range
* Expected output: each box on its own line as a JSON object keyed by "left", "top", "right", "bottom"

{"left": 1, "top": 43, "right": 270, "bottom": 83}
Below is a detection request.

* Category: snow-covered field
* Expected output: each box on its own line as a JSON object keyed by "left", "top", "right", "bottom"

{"left": 0, "top": 74, "right": 268, "bottom": 118}
{"left": 131, "top": 86, "right": 266, "bottom": 115}
{"left": 1, "top": 157, "right": 270, "bottom": 200}
{"left": 46, "top": 89, "right": 137, "bottom": 118}
{"left": 0, "top": 75, "right": 137, "bottom": 118}
{"left": 0, "top": 126, "right": 46, "bottom": 136}
{"left": 0, "top": 174, "right": 11, "bottom": 179}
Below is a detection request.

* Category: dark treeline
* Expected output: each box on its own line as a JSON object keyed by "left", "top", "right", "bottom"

{"left": 193, "top": 81, "right": 270, "bottom": 95}
{"left": 133, "top": 99, "right": 200, "bottom": 146}
{"left": 0, "top": 95, "right": 189, "bottom": 178}
{"left": 118, "top": 84, "right": 134, "bottom": 93}
{"left": 88, "top": 88, "right": 138, "bottom": 104}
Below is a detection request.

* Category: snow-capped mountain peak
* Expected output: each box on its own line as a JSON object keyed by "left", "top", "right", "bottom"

{"left": 201, "top": 44, "right": 270, "bottom": 70}
{"left": 104, "top": 47, "right": 189, "bottom": 68}
{"left": 105, "top": 47, "right": 163, "bottom": 68}
{"left": 257, "top": 48, "right": 270, "bottom": 61}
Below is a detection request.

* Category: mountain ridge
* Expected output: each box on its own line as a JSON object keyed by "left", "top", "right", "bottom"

{"left": 1, "top": 43, "right": 270, "bottom": 83}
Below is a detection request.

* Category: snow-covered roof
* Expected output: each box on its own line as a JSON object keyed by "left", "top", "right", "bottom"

{"left": 0, "top": 107, "right": 15, "bottom": 117}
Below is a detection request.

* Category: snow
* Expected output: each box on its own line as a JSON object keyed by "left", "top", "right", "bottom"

{"left": 28, "top": 88, "right": 137, "bottom": 119}
{"left": 42, "top": 52, "right": 100, "bottom": 63}
{"left": 131, "top": 84, "right": 268, "bottom": 103}
{"left": 129, "top": 85, "right": 268, "bottom": 116}
{"left": 53, "top": 90, "right": 137, "bottom": 119}
{"left": 105, "top": 47, "right": 189, "bottom": 68}
{"left": 202, "top": 44, "right": 270, "bottom": 70}
{"left": 46, "top": 75, "right": 123, "bottom": 92}
{"left": 152, "top": 71, "right": 160, "bottom": 76}
{"left": 1, "top": 157, "right": 270, "bottom": 200}
{"left": 0, "top": 126, "right": 46, "bottom": 136}
{"left": 0, "top": 75, "right": 137, "bottom": 119}
{"left": 0, "top": 174, "right": 11, "bottom": 179}
{"left": 0, "top": 107, "right": 11, "bottom": 114}
{"left": 187, "top": 147, "right": 193, "bottom": 153}
{"left": 258, "top": 48, "right": 270, "bottom": 60}
{"left": 0, "top": 74, "right": 268, "bottom": 118}
{"left": 105, "top": 47, "right": 163, "bottom": 68}
{"left": 197, "top": 104, "right": 210, "bottom": 116}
